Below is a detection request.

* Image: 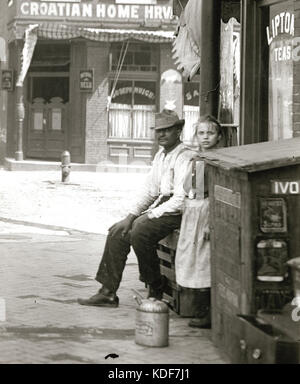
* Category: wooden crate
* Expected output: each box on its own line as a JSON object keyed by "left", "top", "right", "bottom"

{"left": 202, "top": 137, "right": 300, "bottom": 360}
{"left": 157, "top": 232, "right": 201, "bottom": 317}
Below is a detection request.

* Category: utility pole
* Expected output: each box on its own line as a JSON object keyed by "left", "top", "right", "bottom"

{"left": 199, "top": 0, "right": 221, "bottom": 117}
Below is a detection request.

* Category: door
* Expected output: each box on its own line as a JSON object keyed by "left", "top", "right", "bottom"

{"left": 27, "top": 75, "right": 69, "bottom": 160}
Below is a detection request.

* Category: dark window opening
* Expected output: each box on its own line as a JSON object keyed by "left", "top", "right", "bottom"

{"left": 30, "top": 43, "right": 70, "bottom": 72}
{"left": 110, "top": 43, "right": 158, "bottom": 72}
{"left": 29, "top": 77, "right": 69, "bottom": 104}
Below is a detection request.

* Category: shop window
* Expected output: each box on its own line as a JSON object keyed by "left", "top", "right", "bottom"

{"left": 259, "top": 0, "right": 294, "bottom": 140}
{"left": 109, "top": 43, "right": 158, "bottom": 72}
{"left": 108, "top": 80, "right": 156, "bottom": 140}
{"left": 29, "top": 77, "right": 69, "bottom": 104}
{"left": 30, "top": 43, "right": 70, "bottom": 72}
{"left": 182, "top": 82, "right": 200, "bottom": 145}
{"left": 219, "top": 18, "right": 240, "bottom": 126}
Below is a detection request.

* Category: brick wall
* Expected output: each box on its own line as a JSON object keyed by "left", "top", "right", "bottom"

{"left": 294, "top": 0, "right": 300, "bottom": 137}
{"left": 85, "top": 42, "right": 109, "bottom": 164}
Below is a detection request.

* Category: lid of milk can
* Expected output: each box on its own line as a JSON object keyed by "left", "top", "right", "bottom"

{"left": 138, "top": 298, "right": 169, "bottom": 313}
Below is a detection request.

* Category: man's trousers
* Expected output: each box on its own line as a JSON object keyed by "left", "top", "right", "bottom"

{"left": 95, "top": 213, "right": 182, "bottom": 293}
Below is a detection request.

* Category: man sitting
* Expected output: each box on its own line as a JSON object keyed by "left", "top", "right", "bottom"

{"left": 78, "top": 109, "right": 193, "bottom": 308}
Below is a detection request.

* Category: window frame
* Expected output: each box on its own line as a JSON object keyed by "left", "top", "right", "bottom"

{"left": 240, "top": 0, "right": 292, "bottom": 144}
{"left": 107, "top": 78, "right": 158, "bottom": 141}
{"left": 109, "top": 42, "right": 159, "bottom": 73}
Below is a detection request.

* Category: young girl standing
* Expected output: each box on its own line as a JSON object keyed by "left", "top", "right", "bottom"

{"left": 175, "top": 115, "right": 225, "bottom": 328}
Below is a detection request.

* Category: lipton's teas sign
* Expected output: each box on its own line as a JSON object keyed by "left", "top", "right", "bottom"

{"left": 266, "top": 11, "right": 294, "bottom": 62}
{"left": 18, "top": 0, "right": 173, "bottom": 21}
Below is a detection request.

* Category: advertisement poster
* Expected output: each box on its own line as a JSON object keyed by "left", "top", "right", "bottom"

{"left": 79, "top": 69, "right": 94, "bottom": 92}
{"left": 1, "top": 69, "right": 14, "bottom": 91}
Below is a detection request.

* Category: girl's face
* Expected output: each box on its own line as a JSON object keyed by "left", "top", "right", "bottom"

{"left": 196, "top": 122, "right": 221, "bottom": 150}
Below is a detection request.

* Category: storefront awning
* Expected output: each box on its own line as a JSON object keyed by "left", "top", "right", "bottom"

{"left": 15, "top": 22, "right": 175, "bottom": 87}
{"left": 17, "top": 23, "right": 175, "bottom": 43}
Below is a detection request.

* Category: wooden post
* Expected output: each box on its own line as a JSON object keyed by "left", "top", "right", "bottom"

{"left": 199, "top": 0, "right": 221, "bottom": 117}
{"left": 15, "top": 85, "right": 25, "bottom": 161}
{"left": 15, "top": 40, "right": 24, "bottom": 161}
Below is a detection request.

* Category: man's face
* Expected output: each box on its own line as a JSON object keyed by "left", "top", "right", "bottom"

{"left": 156, "top": 125, "right": 181, "bottom": 150}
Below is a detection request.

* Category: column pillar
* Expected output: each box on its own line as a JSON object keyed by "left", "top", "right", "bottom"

{"left": 15, "top": 40, "right": 24, "bottom": 161}
{"left": 199, "top": 0, "right": 221, "bottom": 117}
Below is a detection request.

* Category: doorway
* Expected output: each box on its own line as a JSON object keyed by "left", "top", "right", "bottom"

{"left": 26, "top": 75, "right": 69, "bottom": 160}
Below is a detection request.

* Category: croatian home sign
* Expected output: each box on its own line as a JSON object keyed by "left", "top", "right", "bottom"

{"left": 15, "top": 0, "right": 174, "bottom": 22}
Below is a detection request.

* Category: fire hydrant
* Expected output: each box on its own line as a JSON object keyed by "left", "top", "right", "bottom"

{"left": 61, "top": 150, "right": 71, "bottom": 182}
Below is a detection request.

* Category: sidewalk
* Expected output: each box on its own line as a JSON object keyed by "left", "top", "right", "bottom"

{"left": 0, "top": 169, "right": 228, "bottom": 364}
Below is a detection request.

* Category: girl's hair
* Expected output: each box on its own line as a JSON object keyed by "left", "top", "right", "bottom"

{"left": 191, "top": 115, "right": 226, "bottom": 148}
{"left": 196, "top": 115, "right": 222, "bottom": 135}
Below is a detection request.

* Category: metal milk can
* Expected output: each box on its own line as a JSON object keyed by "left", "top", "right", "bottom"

{"left": 135, "top": 297, "right": 169, "bottom": 347}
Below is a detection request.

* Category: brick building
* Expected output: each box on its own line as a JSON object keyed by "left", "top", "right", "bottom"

{"left": 5, "top": 0, "right": 202, "bottom": 166}
{"left": 4, "top": 0, "right": 297, "bottom": 168}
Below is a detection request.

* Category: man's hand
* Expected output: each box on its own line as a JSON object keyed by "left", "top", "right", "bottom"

{"left": 108, "top": 214, "right": 137, "bottom": 238}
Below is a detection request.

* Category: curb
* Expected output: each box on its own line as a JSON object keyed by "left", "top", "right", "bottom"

{"left": 4, "top": 158, "right": 151, "bottom": 173}
{"left": 0, "top": 216, "right": 102, "bottom": 237}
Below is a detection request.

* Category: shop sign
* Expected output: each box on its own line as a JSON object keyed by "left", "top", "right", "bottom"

{"left": 1, "top": 70, "right": 14, "bottom": 91}
{"left": 214, "top": 185, "right": 241, "bottom": 209}
{"left": 266, "top": 11, "right": 294, "bottom": 62}
{"left": 113, "top": 86, "right": 155, "bottom": 100}
{"left": 271, "top": 180, "right": 300, "bottom": 195}
{"left": 18, "top": 0, "right": 173, "bottom": 21}
{"left": 79, "top": 69, "right": 94, "bottom": 92}
{"left": 259, "top": 198, "right": 287, "bottom": 233}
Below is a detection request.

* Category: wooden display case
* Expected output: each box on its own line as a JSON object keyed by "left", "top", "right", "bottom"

{"left": 202, "top": 137, "right": 300, "bottom": 362}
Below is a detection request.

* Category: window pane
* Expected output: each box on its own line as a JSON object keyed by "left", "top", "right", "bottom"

{"left": 110, "top": 43, "right": 157, "bottom": 72}
{"left": 134, "top": 81, "right": 156, "bottom": 105}
{"left": 133, "top": 105, "right": 155, "bottom": 139}
{"left": 134, "top": 51, "right": 151, "bottom": 66}
{"left": 268, "top": 1, "right": 294, "bottom": 140}
{"left": 109, "top": 80, "right": 132, "bottom": 138}
{"left": 184, "top": 82, "right": 200, "bottom": 106}
{"left": 109, "top": 104, "right": 131, "bottom": 138}
{"left": 183, "top": 82, "right": 200, "bottom": 145}
{"left": 183, "top": 105, "right": 199, "bottom": 145}
{"left": 110, "top": 80, "right": 132, "bottom": 105}
{"left": 133, "top": 81, "right": 156, "bottom": 139}
{"left": 32, "top": 77, "right": 69, "bottom": 103}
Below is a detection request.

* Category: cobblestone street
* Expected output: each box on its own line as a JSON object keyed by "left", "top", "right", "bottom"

{"left": 0, "top": 169, "right": 147, "bottom": 234}
{"left": 0, "top": 169, "right": 227, "bottom": 364}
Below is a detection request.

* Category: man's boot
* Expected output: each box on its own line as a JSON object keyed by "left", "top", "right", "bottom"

{"left": 188, "top": 288, "right": 211, "bottom": 328}
{"left": 77, "top": 286, "right": 119, "bottom": 308}
{"left": 148, "top": 276, "right": 166, "bottom": 300}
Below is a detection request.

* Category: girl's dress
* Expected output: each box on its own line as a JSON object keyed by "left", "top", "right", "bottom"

{"left": 175, "top": 157, "right": 211, "bottom": 289}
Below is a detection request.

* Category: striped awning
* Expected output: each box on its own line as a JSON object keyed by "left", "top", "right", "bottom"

{"left": 32, "top": 23, "right": 175, "bottom": 43}
{"left": 15, "top": 22, "right": 174, "bottom": 87}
